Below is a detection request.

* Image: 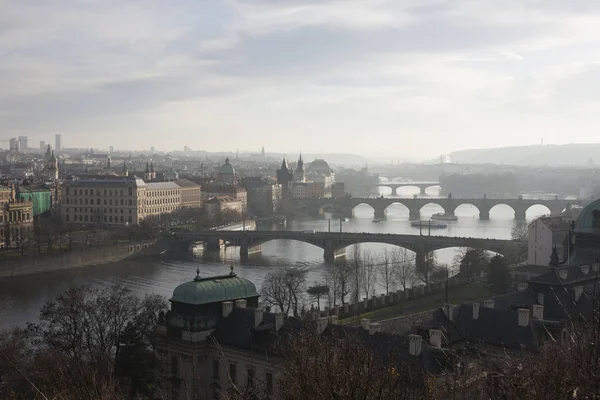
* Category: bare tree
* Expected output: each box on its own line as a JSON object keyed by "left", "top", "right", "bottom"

{"left": 391, "top": 248, "right": 417, "bottom": 290}
{"left": 511, "top": 219, "right": 529, "bottom": 241}
{"left": 327, "top": 261, "right": 353, "bottom": 306}
{"left": 350, "top": 246, "right": 363, "bottom": 303}
{"left": 360, "top": 249, "right": 377, "bottom": 298}
{"left": 260, "top": 269, "right": 306, "bottom": 316}
{"left": 378, "top": 250, "right": 396, "bottom": 294}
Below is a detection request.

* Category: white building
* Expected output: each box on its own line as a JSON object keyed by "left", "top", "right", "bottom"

{"left": 527, "top": 217, "right": 570, "bottom": 265}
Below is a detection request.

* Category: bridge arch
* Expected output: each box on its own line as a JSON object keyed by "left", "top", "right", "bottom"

{"left": 453, "top": 203, "right": 480, "bottom": 217}
{"left": 351, "top": 202, "right": 376, "bottom": 217}
{"left": 488, "top": 203, "right": 516, "bottom": 219}
{"left": 423, "top": 185, "right": 442, "bottom": 195}
{"left": 525, "top": 204, "right": 553, "bottom": 219}
{"left": 419, "top": 202, "right": 446, "bottom": 215}
{"left": 383, "top": 202, "right": 410, "bottom": 218}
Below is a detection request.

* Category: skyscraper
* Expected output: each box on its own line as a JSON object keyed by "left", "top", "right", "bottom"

{"left": 40, "top": 141, "right": 46, "bottom": 151}
{"left": 55, "top": 134, "right": 62, "bottom": 151}
{"left": 9, "top": 138, "right": 20, "bottom": 152}
{"left": 18, "top": 136, "right": 28, "bottom": 151}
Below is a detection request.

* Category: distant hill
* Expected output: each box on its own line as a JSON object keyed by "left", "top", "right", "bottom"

{"left": 445, "top": 144, "right": 600, "bottom": 166}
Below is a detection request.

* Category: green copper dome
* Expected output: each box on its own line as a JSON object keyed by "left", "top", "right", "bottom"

{"left": 170, "top": 271, "right": 258, "bottom": 306}
{"left": 575, "top": 198, "right": 600, "bottom": 234}
{"left": 218, "top": 158, "right": 235, "bottom": 175}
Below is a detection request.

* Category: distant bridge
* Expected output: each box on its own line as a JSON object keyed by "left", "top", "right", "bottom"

{"left": 300, "top": 196, "right": 578, "bottom": 220}
{"left": 172, "top": 230, "right": 527, "bottom": 265}
{"left": 362, "top": 181, "right": 441, "bottom": 195}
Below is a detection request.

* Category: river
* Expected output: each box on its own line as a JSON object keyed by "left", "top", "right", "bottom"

{"left": 0, "top": 187, "right": 553, "bottom": 328}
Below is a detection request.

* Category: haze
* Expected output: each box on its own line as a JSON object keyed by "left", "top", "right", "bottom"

{"left": 2, "top": 0, "right": 600, "bottom": 158}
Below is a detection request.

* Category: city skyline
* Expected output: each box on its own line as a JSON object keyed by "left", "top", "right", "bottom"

{"left": 3, "top": 1, "right": 600, "bottom": 158}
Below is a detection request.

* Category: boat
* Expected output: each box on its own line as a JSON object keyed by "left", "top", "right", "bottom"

{"left": 372, "top": 218, "right": 383, "bottom": 223}
{"left": 410, "top": 220, "right": 447, "bottom": 229}
{"left": 431, "top": 212, "right": 458, "bottom": 221}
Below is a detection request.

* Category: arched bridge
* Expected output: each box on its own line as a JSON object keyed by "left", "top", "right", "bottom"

{"left": 172, "top": 230, "right": 527, "bottom": 266}
{"left": 302, "top": 197, "right": 579, "bottom": 220}
{"left": 363, "top": 181, "right": 441, "bottom": 195}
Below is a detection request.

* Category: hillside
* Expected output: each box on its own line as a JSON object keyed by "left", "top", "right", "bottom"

{"left": 446, "top": 144, "right": 600, "bottom": 166}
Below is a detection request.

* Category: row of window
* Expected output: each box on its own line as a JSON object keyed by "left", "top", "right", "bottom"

{"left": 64, "top": 208, "right": 132, "bottom": 214}
{"left": 66, "top": 214, "right": 133, "bottom": 224}
{"left": 65, "top": 198, "right": 135, "bottom": 206}
{"left": 66, "top": 187, "right": 134, "bottom": 197}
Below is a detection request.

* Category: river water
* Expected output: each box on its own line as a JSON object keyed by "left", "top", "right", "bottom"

{"left": 0, "top": 187, "right": 554, "bottom": 328}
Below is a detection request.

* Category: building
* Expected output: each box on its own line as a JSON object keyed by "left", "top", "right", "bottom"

{"left": 202, "top": 159, "right": 247, "bottom": 210}
{"left": 39, "top": 141, "right": 46, "bottom": 151}
{"left": 155, "top": 268, "right": 283, "bottom": 400}
{"left": 9, "top": 138, "right": 19, "bottom": 152}
{"left": 0, "top": 186, "right": 34, "bottom": 245}
{"left": 44, "top": 146, "right": 59, "bottom": 181}
{"left": 293, "top": 154, "right": 305, "bottom": 183}
{"left": 143, "top": 182, "right": 181, "bottom": 221}
{"left": 276, "top": 157, "right": 293, "bottom": 198}
{"left": 55, "top": 134, "right": 62, "bottom": 151}
{"left": 243, "top": 179, "right": 282, "bottom": 217}
{"left": 17, "top": 187, "right": 52, "bottom": 216}
{"left": 331, "top": 182, "right": 345, "bottom": 198}
{"left": 175, "top": 179, "right": 202, "bottom": 209}
{"left": 18, "top": 136, "right": 27, "bottom": 152}
{"left": 527, "top": 216, "right": 570, "bottom": 265}
{"left": 205, "top": 196, "right": 243, "bottom": 220}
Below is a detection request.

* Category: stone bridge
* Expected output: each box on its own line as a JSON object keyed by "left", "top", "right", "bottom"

{"left": 363, "top": 181, "right": 441, "bottom": 195}
{"left": 172, "top": 230, "right": 527, "bottom": 266}
{"left": 301, "top": 197, "right": 578, "bottom": 220}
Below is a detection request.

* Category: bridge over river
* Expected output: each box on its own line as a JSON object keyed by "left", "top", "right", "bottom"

{"left": 172, "top": 230, "right": 527, "bottom": 266}
{"left": 300, "top": 196, "right": 578, "bottom": 220}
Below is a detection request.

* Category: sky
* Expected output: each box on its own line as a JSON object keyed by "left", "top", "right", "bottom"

{"left": 2, "top": 0, "right": 600, "bottom": 158}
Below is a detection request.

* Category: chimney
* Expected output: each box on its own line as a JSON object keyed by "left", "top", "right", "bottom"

{"left": 442, "top": 303, "right": 454, "bottom": 321}
{"left": 574, "top": 286, "right": 583, "bottom": 301}
{"left": 484, "top": 299, "right": 495, "bottom": 309}
{"left": 537, "top": 293, "right": 545, "bottom": 305}
{"left": 532, "top": 305, "right": 544, "bottom": 320}
{"left": 369, "top": 322, "right": 382, "bottom": 335}
{"left": 517, "top": 282, "right": 528, "bottom": 291}
{"left": 581, "top": 265, "right": 590, "bottom": 275}
{"left": 222, "top": 301, "right": 233, "bottom": 318}
{"left": 253, "top": 308, "right": 264, "bottom": 328}
{"left": 316, "top": 317, "right": 329, "bottom": 334}
{"left": 429, "top": 329, "right": 442, "bottom": 347}
{"left": 558, "top": 269, "right": 568, "bottom": 281}
{"left": 518, "top": 308, "right": 530, "bottom": 327}
{"left": 360, "top": 318, "right": 371, "bottom": 330}
{"left": 472, "top": 303, "right": 480, "bottom": 320}
{"left": 274, "top": 312, "right": 285, "bottom": 331}
{"left": 235, "top": 299, "right": 247, "bottom": 309}
{"left": 409, "top": 334, "right": 422, "bottom": 356}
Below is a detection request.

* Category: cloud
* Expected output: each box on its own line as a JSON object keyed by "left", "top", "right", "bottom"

{"left": 1, "top": 0, "right": 600, "bottom": 157}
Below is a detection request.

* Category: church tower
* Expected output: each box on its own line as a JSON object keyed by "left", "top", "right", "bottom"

{"left": 107, "top": 154, "right": 112, "bottom": 170}
{"left": 277, "top": 157, "right": 294, "bottom": 197}
{"left": 294, "top": 153, "right": 305, "bottom": 183}
{"left": 144, "top": 163, "right": 151, "bottom": 181}
{"left": 46, "top": 149, "right": 58, "bottom": 180}
{"left": 122, "top": 162, "right": 129, "bottom": 177}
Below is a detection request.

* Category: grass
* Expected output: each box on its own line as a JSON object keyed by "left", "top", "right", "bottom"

{"left": 339, "top": 282, "right": 491, "bottom": 325}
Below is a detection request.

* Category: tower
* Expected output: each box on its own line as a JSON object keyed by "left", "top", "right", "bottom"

{"left": 122, "top": 162, "right": 129, "bottom": 177}
{"left": 276, "top": 157, "right": 294, "bottom": 197}
{"left": 294, "top": 153, "right": 305, "bottom": 183}
{"left": 150, "top": 162, "right": 156, "bottom": 180}
{"left": 144, "top": 163, "right": 151, "bottom": 181}
{"left": 261, "top": 146, "right": 265, "bottom": 158}
{"left": 107, "top": 154, "right": 112, "bottom": 170}
{"left": 46, "top": 149, "right": 58, "bottom": 180}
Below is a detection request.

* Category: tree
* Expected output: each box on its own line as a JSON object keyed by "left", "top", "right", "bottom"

{"left": 511, "top": 219, "right": 529, "bottom": 241}
{"left": 416, "top": 252, "right": 437, "bottom": 285}
{"left": 276, "top": 330, "right": 427, "bottom": 400}
{"left": 391, "top": 248, "right": 416, "bottom": 290}
{"left": 454, "top": 248, "right": 489, "bottom": 281}
{"left": 360, "top": 249, "right": 377, "bottom": 299}
{"left": 327, "top": 261, "right": 353, "bottom": 306}
{"left": 378, "top": 251, "right": 396, "bottom": 294}
{"left": 487, "top": 255, "right": 510, "bottom": 294}
{"left": 260, "top": 270, "right": 306, "bottom": 316}
{"left": 27, "top": 285, "right": 168, "bottom": 398}
{"left": 306, "top": 284, "right": 329, "bottom": 310}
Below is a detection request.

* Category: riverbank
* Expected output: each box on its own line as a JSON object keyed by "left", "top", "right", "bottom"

{"left": 0, "top": 238, "right": 167, "bottom": 279}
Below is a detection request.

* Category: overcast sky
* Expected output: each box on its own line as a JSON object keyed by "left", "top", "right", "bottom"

{"left": 2, "top": 0, "right": 600, "bottom": 158}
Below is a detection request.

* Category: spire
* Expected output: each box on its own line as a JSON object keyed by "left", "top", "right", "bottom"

{"left": 297, "top": 153, "right": 304, "bottom": 170}
{"left": 150, "top": 162, "right": 154, "bottom": 172}
{"left": 225, "top": 157, "right": 230, "bottom": 164}
{"left": 280, "top": 157, "right": 289, "bottom": 170}
{"left": 145, "top": 163, "right": 149, "bottom": 173}
{"left": 194, "top": 265, "right": 201, "bottom": 281}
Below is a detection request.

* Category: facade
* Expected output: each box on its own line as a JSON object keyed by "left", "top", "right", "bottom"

{"left": 177, "top": 179, "right": 202, "bottom": 209}
{"left": 143, "top": 182, "right": 182, "bottom": 221}
{"left": 205, "top": 196, "right": 243, "bottom": 220}
{"left": 244, "top": 180, "right": 282, "bottom": 217}
{"left": 527, "top": 217, "right": 570, "bottom": 265}
{"left": 0, "top": 186, "right": 34, "bottom": 245}
{"left": 61, "top": 177, "right": 199, "bottom": 226}
{"left": 9, "top": 138, "right": 19, "bottom": 152}
{"left": 18, "top": 136, "right": 28, "bottom": 152}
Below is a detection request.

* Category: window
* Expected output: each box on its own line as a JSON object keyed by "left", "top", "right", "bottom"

{"left": 65, "top": 198, "right": 70, "bottom": 204}
{"left": 120, "top": 199, "right": 123, "bottom": 205}
{"left": 213, "top": 359, "right": 220, "bottom": 379}
{"left": 128, "top": 199, "right": 132, "bottom": 206}
{"left": 266, "top": 373, "right": 273, "bottom": 394}
{"left": 104, "top": 199, "right": 107, "bottom": 205}
{"left": 66, "top": 215, "right": 70, "bottom": 222}
{"left": 229, "top": 363, "right": 237, "bottom": 384}
{"left": 97, "top": 199, "right": 100, "bottom": 205}
{"left": 84, "top": 189, "right": 88, "bottom": 195}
